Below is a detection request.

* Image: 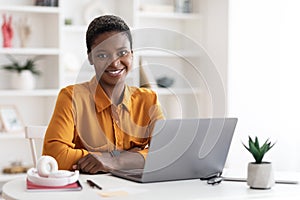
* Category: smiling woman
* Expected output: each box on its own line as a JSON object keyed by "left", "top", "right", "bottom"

{"left": 42, "top": 15, "right": 164, "bottom": 173}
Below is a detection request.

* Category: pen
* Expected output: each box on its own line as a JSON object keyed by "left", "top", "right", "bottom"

{"left": 87, "top": 179, "right": 102, "bottom": 190}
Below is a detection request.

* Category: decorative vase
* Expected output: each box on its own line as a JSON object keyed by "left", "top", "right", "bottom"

{"left": 247, "top": 162, "right": 275, "bottom": 189}
{"left": 11, "top": 70, "right": 36, "bottom": 90}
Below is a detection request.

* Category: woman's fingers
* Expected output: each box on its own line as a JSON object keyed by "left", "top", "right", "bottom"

{"left": 77, "top": 154, "right": 109, "bottom": 173}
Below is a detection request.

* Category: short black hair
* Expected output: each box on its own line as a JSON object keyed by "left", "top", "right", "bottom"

{"left": 86, "top": 15, "right": 132, "bottom": 53}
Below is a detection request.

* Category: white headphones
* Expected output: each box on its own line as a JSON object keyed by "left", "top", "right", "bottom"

{"left": 27, "top": 155, "right": 79, "bottom": 187}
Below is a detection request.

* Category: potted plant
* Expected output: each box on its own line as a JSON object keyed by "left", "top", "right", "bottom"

{"left": 1, "top": 55, "right": 41, "bottom": 90}
{"left": 243, "top": 136, "right": 275, "bottom": 189}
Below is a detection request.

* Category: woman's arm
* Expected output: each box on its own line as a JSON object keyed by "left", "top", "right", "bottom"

{"left": 43, "top": 87, "right": 88, "bottom": 170}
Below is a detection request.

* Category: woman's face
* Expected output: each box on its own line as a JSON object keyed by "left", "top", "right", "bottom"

{"left": 89, "top": 31, "right": 133, "bottom": 87}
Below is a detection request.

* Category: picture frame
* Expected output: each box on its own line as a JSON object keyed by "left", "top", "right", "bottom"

{"left": 0, "top": 105, "right": 24, "bottom": 133}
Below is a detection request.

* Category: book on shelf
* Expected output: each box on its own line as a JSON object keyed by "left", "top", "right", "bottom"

{"left": 26, "top": 179, "right": 82, "bottom": 192}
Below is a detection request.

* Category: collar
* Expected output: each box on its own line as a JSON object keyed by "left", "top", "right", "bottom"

{"left": 88, "top": 76, "right": 132, "bottom": 113}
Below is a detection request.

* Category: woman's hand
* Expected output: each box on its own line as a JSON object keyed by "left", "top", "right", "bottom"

{"left": 74, "top": 152, "right": 118, "bottom": 174}
{"left": 73, "top": 148, "right": 145, "bottom": 174}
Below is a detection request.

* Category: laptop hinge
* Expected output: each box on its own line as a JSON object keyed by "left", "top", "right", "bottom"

{"left": 200, "top": 172, "right": 222, "bottom": 181}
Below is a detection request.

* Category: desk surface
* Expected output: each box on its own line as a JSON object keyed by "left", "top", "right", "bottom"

{"left": 2, "top": 171, "right": 300, "bottom": 200}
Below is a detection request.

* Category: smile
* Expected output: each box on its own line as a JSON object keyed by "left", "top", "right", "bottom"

{"left": 105, "top": 68, "right": 125, "bottom": 76}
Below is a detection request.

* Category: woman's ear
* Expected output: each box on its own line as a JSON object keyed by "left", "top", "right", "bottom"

{"left": 88, "top": 53, "right": 93, "bottom": 65}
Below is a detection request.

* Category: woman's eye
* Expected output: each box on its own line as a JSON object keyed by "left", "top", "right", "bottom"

{"left": 97, "top": 54, "right": 108, "bottom": 59}
{"left": 118, "top": 50, "right": 129, "bottom": 57}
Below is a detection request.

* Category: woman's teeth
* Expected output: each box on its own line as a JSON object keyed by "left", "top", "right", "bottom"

{"left": 106, "top": 69, "right": 124, "bottom": 75}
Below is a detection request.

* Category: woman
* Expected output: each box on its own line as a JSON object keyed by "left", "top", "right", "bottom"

{"left": 43, "top": 15, "right": 164, "bottom": 174}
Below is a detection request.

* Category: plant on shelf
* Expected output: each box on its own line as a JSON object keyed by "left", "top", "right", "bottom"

{"left": 1, "top": 55, "right": 41, "bottom": 90}
{"left": 243, "top": 136, "right": 276, "bottom": 189}
{"left": 2, "top": 55, "right": 41, "bottom": 75}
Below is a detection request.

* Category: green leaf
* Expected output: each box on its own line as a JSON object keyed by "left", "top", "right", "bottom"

{"left": 242, "top": 143, "right": 251, "bottom": 153}
{"left": 243, "top": 136, "right": 275, "bottom": 164}
{"left": 254, "top": 136, "right": 258, "bottom": 148}
{"left": 249, "top": 141, "right": 260, "bottom": 162}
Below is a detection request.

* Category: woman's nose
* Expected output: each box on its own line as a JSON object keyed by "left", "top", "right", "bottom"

{"left": 110, "top": 57, "right": 120, "bottom": 67}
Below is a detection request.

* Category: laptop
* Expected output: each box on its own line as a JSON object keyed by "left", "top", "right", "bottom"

{"left": 110, "top": 118, "right": 238, "bottom": 183}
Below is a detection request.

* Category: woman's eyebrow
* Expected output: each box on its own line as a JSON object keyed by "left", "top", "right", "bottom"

{"left": 93, "top": 48, "right": 107, "bottom": 53}
{"left": 97, "top": 47, "right": 129, "bottom": 53}
{"left": 92, "top": 45, "right": 129, "bottom": 53}
{"left": 116, "top": 46, "right": 130, "bottom": 50}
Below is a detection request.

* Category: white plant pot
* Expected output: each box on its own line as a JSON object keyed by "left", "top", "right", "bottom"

{"left": 11, "top": 70, "right": 36, "bottom": 90}
{"left": 247, "top": 162, "right": 275, "bottom": 189}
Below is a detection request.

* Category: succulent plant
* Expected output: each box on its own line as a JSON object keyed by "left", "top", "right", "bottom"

{"left": 1, "top": 55, "right": 41, "bottom": 75}
{"left": 243, "top": 136, "right": 275, "bottom": 164}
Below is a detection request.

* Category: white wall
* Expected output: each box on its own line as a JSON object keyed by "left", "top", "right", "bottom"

{"left": 227, "top": 0, "right": 300, "bottom": 171}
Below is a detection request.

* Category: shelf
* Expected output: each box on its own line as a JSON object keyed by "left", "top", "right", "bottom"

{"left": 0, "top": 48, "right": 60, "bottom": 55}
{"left": 0, "top": 132, "right": 24, "bottom": 139}
{"left": 136, "top": 49, "right": 199, "bottom": 57}
{"left": 153, "top": 87, "right": 202, "bottom": 95}
{"left": 0, "top": 87, "right": 200, "bottom": 98}
{"left": 64, "top": 70, "right": 94, "bottom": 79}
{"left": 0, "top": 5, "right": 59, "bottom": 14}
{"left": 0, "top": 89, "right": 59, "bottom": 97}
{"left": 138, "top": 11, "right": 201, "bottom": 20}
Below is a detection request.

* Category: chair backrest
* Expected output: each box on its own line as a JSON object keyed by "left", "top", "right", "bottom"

{"left": 25, "top": 126, "right": 47, "bottom": 168}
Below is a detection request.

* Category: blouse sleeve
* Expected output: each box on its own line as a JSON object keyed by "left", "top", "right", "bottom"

{"left": 42, "top": 87, "right": 88, "bottom": 170}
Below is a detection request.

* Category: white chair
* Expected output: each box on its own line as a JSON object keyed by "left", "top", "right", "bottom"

{"left": 25, "top": 126, "right": 47, "bottom": 168}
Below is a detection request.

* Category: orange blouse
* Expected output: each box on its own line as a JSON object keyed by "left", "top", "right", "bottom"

{"left": 43, "top": 77, "right": 164, "bottom": 170}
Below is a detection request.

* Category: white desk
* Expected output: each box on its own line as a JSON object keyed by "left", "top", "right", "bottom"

{"left": 2, "top": 171, "right": 300, "bottom": 200}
